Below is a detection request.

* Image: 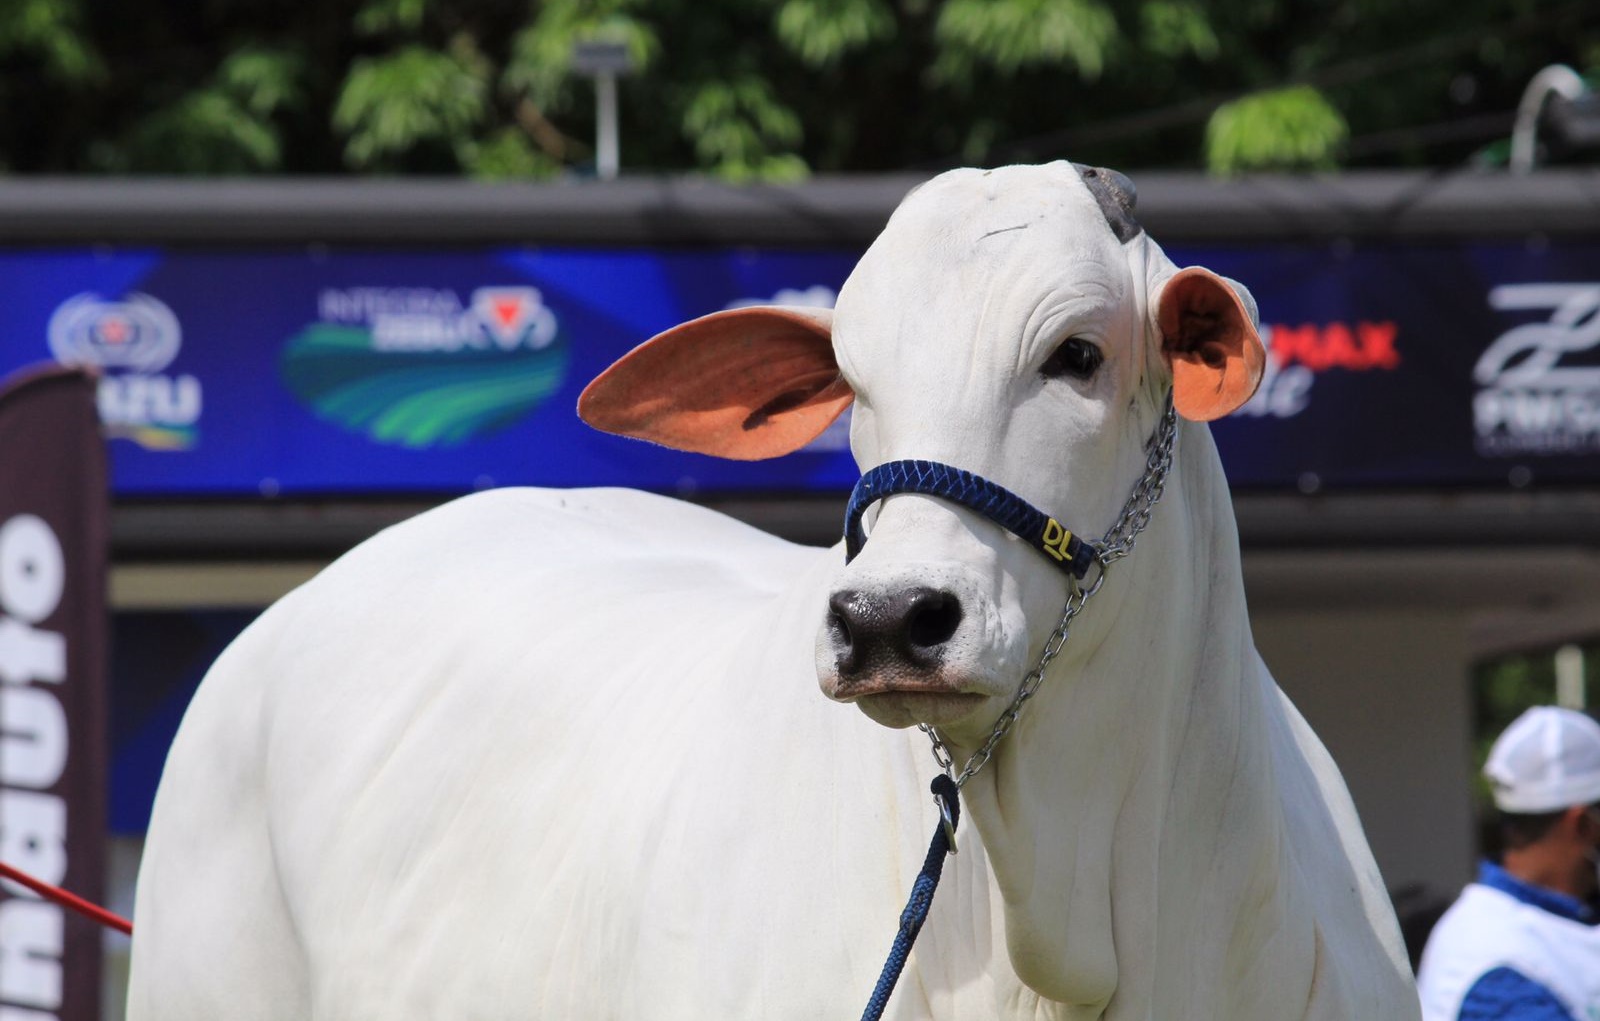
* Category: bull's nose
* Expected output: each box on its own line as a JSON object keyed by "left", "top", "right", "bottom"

{"left": 826, "top": 587, "right": 965, "bottom": 677}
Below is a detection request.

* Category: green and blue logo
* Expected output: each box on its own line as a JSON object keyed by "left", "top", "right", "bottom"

{"left": 280, "top": 286, "right": 569, "bottom": 448}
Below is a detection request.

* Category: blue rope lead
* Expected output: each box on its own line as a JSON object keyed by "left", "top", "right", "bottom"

{"left": 859, "top": 774, "right": 961, "bottom": 1021}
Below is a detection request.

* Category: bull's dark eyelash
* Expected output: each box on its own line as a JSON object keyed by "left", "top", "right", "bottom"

{"left": 1040, "top": 337, "right": 1103, "bottom": 381}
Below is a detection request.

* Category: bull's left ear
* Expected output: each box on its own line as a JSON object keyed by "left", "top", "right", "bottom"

{"left": 578, "top": 305, "right": 853, "bottom": 461}
{"left": 1156, "top": 267, "right": 1266, "bottom": 422}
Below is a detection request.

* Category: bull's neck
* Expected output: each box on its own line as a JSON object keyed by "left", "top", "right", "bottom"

{"left": 950, "top": 422, "right": 1303, "bottom": 1018}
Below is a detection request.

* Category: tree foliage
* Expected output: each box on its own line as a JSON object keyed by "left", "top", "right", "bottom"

{"left": 334, "top": 42, "right": 490, "bottom": 170}
{"left": 0, "top": 0, "right": 1596, "bottom": 179}
{"left": 934, "top": 0, "right": 1119, "bottom": 80}
{"left": 1206, "top": 85, "right": 1348, "bottom": 174}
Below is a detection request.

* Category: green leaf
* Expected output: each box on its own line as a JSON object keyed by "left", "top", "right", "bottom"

{"left": 774, "top": 0, "right": 896, "bottom": 68}
{"left": 119, "top": 91, "right": 282, "bottom": 173}
{"left": 682, "top": 76, "right": 808, "bottom": 181}
{"left": 333, "top": 45, "right": 490, "bottom": 168}
{"left": 934, "top": 0, "right": 1118, "bottom": 79}
{"left": 0, "top": 0, "right": 103, "bottom": 84}
{"left": 504, "top": 3, "right": 657, "bottom": 110}
{"left": 216, "top": 46, "right": 306, "bottom": 118}
{"left": 737, "top": 153, "right": 811, "bottom": 184}
{"left": 1205, "top": 84, "right": 1348, "bottom": 174}
{"left": 458, "top": 127, "right": 561, "bottom": 180}
{"left": 99, "top": 44, "right": 304, "bottom": 174}
{"left": 355, "top": 0, "right": 428, "bottom": 36}
{"left": 1139, "top": 0, "right": 1218, "bottom": 61}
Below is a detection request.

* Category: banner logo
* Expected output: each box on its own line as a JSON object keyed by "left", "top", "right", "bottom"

{"left": 281, "top": 287, "right": 568, "bottom": 448}
{"left": 46, "top": 293, "right": 199, "bottom": 449}
{"left": 1474, "top": 284, "right": 1600, "bottom": 456}
{"left": 1234, "top": 320, "right": 1401, "bottom": 420}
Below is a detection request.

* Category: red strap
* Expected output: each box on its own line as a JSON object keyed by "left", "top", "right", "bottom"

{"left": 0, "top": 859, "right": 133, "bottom": 935}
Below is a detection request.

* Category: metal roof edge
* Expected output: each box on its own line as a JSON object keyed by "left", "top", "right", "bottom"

{"left": 0, "top": 168, "right": 1594, "bottom": 245}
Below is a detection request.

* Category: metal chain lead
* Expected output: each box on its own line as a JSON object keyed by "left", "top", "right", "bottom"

{"left": 920, "top": 393, "right": 1178, "bottom": 790}
{"left": 1097, "top": 393, "right": 1179, "bottom": 566}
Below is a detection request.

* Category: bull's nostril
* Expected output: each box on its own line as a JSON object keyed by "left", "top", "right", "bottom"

{"left": 828, "top": 609, "right": 854, "bottom": 649}
{"left": 905, "top": 591, "right": 962, "bottom": 650}
{"left": 827, "top": 593, "right": 863, "bottom": 675}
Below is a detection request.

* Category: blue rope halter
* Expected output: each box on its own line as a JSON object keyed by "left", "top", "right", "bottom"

{"left": 844, "top": 460, "right": 1097, "bottom": 579}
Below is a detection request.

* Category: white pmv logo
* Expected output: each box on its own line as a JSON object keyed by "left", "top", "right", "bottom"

{"left": 1473, "top": 283, "right": 1600, "bottom": 456}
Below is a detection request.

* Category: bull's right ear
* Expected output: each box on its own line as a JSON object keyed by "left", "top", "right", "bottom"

{"left": 577, "top": 306, "right": 853, "bottom": 461}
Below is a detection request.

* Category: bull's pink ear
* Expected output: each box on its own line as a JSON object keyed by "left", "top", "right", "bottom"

{"left": 577, "top": 305, "right": 853, "bottom": 460}
{"left": 1157, "top": 267, "right": 1266, "bottom": 422}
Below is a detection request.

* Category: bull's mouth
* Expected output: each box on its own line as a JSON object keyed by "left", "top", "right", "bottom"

{"left": 832, "top": 677, "right": 995, "bottom": 729}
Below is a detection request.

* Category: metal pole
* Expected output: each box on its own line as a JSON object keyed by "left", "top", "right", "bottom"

{"left": 1510, "top": 64, "right": 1586, "bottom": 174}
{"left": 1555, "top": 643, "right": 1586, "bottom": 709}
{"left": 596, "top": 71, "right": 619, "bottom": 181}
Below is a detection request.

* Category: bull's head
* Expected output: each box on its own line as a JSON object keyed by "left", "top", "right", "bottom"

{"left": 580, "top": 161, "right": 1263, "bottom": 746}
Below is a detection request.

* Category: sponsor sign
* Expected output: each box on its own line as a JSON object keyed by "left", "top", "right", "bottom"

{"left": 0, "top": 366, "right": 109, "bottom": 1021}
{"left": 47, "top": 292, "right": 200, "bottom": 450}
{"left": 1236, "top": 319, "right": 1403, "bottom": 421}
{"left": 0, "top": 243, "right": 1593, "bottom": 494}
{"left": 281, "top": 286, "right": 568, "bottom": 448}
{"left": 1473, "top": 284, "right": 1600, "bottom": 456}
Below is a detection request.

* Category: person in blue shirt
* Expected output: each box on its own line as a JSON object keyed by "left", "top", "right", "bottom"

{"left": 1416, "top": 706, "right": 1600, "bottom": 1021}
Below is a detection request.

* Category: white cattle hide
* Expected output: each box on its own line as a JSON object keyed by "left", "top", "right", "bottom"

{"left": 128, "top": 162, "right": 1421, "bottom": 1020}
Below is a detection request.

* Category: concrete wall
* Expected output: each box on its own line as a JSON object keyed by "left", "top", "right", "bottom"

{"left": 1240, "top": 545, "right": 1600, "bottom": 901}
{"left": 1250, "top": 608, "right": 1477, "bottom": 896}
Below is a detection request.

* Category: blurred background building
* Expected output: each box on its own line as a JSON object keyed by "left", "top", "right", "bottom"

{"left": 0, "top": 1, "right": 1598, "bottom": 1016}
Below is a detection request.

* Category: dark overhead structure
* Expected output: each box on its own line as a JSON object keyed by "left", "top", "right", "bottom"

{"left": 0, "top": 168, "right": 1595, "bottom": 245}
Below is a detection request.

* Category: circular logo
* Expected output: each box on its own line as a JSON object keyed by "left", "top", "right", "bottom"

{"left": 47, "top": 293, "right": 182, "bottom": 374}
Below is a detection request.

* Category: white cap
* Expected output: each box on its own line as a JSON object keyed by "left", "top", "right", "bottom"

{"left": 1483, "top": 706, "right": 1600, "bottom": 813}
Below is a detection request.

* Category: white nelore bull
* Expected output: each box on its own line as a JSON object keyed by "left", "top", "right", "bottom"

{"left": 128, "top": 161, "right": 1420, "bottom": 1020}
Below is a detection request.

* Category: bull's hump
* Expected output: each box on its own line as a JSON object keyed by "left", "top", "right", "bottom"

{"left": 891, "top": 161, "right": 1139, "bottom": 251}
{"left": 891, "top": 163, "right": 1108, "bottom": 246}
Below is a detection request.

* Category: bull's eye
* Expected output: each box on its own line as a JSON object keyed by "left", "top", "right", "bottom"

{"left": 1040, "top": 336, "right": 1103, "bottom": 381}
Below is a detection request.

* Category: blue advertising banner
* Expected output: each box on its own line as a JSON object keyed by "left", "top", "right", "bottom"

{"left": 0, "top": 242, "right": 1594, "bottom": 495}
{"left": 1205, "top": 243, "right": 1600, "bottom": 490}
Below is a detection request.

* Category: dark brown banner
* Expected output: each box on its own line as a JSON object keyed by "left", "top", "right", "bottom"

{"left": 0, "top": 365, "right": 109, "bottom": 1021}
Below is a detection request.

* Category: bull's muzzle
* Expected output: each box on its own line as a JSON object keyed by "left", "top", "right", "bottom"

{"left": 826, "top": 585, "right": 964, "bottom": 681}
